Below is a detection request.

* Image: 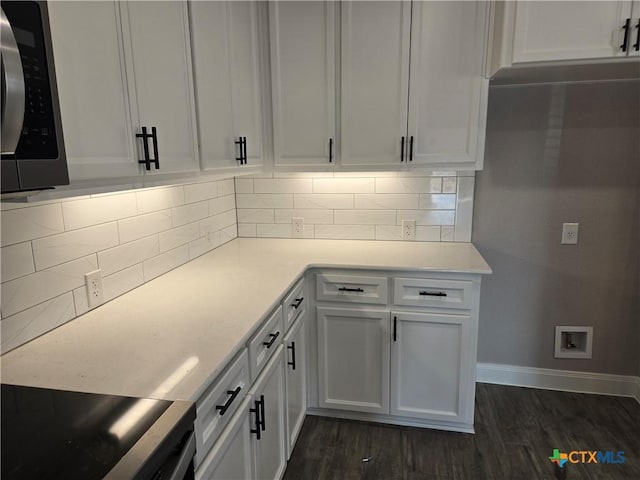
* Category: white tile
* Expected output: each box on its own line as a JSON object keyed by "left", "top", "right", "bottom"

{"left": 274, "top": 209, "right": 333, "bottom": 224}
{"left": 312, "top": 178, "right": 375, "bottom": 193}
{"left": 256, "top": 223, "right": 292, "bottom": 238}
{"left": 441, "top": 226, "right": 455, "bottom": 241}
{"left": 220, "top": 224, "right": 237, "bottom": 243}
{"left": 235, "top": 179, "right": 254, "bottom": 194}
{"left": 314, "top": 224, "right": 375, "bottom": 240}
{"left": 238, "top": 209, "right": 274, "bottom": 224}
{"left": 32, "top": 222, "right": 119, "bottom": 270}
{"left": 118, "top": 210, "right": 172, "bottom": 243}
{"left": 375, "top": 225, "right": 403, "bottom": 241}
{"left": 188, "top": 235, "right": 218, "bottom": 259}
{"left": 143, "top": 245, "right": 189, "bottom": 282}
{"left": 333, "top": 171, "right": 397, "bottom": 178}
{"left": 1, "top": 254, "right": 97, "bottom": 317}
{"left": 454, "top": 177, "right": 474, "bottom": 242}
{"left": 159, "top": 222, "right": 200, "bottom": 252}
{"left": 237, "top": 224, "right": 257, "bottom": 238}
{"left": 396, "top": 210, "right": 455, "bottom": 226}
{"left": 217, "top": 178, "right": 235, "bottom": 196}
{"left": 399, "top": 170, "right": 455, "bottom": 177}
{"left": 98, "top": 235, "right": 159, "bottom": 276}
{"left": 354, "top": 194, "right": 419, "bottom": 210}
{"left": 303, "top": 225, "right": 315, "bottom": 238}
{"left": 254, "top": 178, "right": 313, "bottom": 193}
{"left": 236, "top": 194, "right": 293, "bottom": 209}
{"left": 0, "top": 293, "right": 75, "bottom": 354}
{"left": 62, "top": 193, "right": 137, "bottom": 231}
{"left": 171, "top": 201, "right": 209, "bottom": 227}
{"left": 375, "top": 177, "right": 442, "bottom": 194}
{"left": 73, "top": 286, "right": 89, "bottom": 316}
{"left": 103, "top": 264, "right": 144, "bottom": 303}
{"left": 243, "top": 172, "right": 274, "bottom": 179}
{"left": 184, "top": 181, "right": 218, "bottom": 203}
{"left": 1, "top": 242, "right": 35, "bottom": 282}
{"left": 1, "top": 204, "right": 64, "bottom": 246}
{"left": 334, "top": 210, "right": 396, "bottom": 225}
{"left": 274, "top": 172, "right": 332, "bottom": 178}
{"left": 200, "top": 210, "right": 236, "bottom": 235}
{"left": 209, "top": 195, "right": 236, "bottom": 215}
{"left": 419, "top": 194, "right": 457, "bottom": 210}
{"left": 136, "top": 186, "right": 185, "bottom": 214}
{"left": 294, "top": 194, "right": 353, "bottom": 209}
{"left": 416, "top": 226, "right": 442, "bottom": 241}
{"left": 442, "top": 177, "right": 457, "bottom": 194}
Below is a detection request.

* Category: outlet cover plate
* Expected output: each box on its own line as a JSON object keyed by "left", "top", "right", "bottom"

{"left": 292, "top": 217, "right": 304, "bottom": 238}
{"left": 85, "top": 269, "right": 104, "bottom": 310}
{"left": 402, "top": 220, "right": 416, "bottom": 240}
{"left": 561, "top": 223, "right": 579, "bottom": 244}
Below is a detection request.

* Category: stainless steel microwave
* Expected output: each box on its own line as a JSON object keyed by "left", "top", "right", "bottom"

{"left": 1, "top": 0, "right": 68, "bottom": 194}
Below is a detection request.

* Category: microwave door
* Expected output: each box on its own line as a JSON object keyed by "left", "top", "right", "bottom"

{"left": 1, "top": 7, "right": 26, "bottom": 155}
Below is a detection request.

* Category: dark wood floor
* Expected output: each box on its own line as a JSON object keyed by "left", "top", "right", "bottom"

{"left": 283, "top": 384, "right": 640, "bottom": 480}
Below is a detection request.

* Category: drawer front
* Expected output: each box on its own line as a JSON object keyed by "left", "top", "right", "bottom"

{"left": 282, "top": 278, "right": 305, "bottom": 333}
{"left": 393, "top": 278, "right": 472, "bottom": 310}
{"left": 195, "top": 349, "right": 250, "bottom": 468}
{"left": 249, "top": 305, "right": 284, "bottom": 382}
{"left": 316, "top": 273, "right": 388, "bottom": 305}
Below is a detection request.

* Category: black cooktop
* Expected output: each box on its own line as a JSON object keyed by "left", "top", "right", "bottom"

{"left": 1, "top": 383, "right": 173, "bottom": 480}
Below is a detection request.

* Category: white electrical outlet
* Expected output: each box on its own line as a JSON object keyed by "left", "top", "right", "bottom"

{"left": 292, "top": 217, "right": 304, "bottom": 238}
{"left": 85, "top": 269, "right": 104, "bottom": 309}
{"left": 402, "top": 220, "right": 416, "bottom": 240}
{"left": 561, "top": 223, "right": 579, "bottom": 244}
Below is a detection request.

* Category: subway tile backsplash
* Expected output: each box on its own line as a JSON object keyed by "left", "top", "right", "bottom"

{"left": 235, "top": 171, "right": 474, "bottom": 242}
{"left": 0, "top": 177, "right": 237, "bottom": 353}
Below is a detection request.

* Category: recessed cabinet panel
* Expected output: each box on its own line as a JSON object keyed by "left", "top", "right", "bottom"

{"left": 316, "top": 273, "right": 388, "bottom": 305}
{"left": 284, "top": 313, "right": 307, "bottom": 459}
{"left": 393, "top": 277, "right": 472, "bottom": 310}
{"left": 317, "top": 306, "right": 390, "bottom": 414}
{"left": 249, "top": 306, "right": 284, "bottom": 381}
{"left": 282, "top": 278, "right": 305, "bottom": 333}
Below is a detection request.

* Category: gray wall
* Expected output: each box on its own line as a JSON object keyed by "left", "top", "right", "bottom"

{"left": 473, "top": 81, "right": 640, "bottom": 376}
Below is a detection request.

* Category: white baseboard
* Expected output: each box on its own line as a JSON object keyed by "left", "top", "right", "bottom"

{"left": 477, "top": 362, "right": 640, "bottom": 404}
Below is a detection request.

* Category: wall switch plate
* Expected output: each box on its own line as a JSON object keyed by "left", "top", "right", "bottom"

{"left": 292, "top": 217, "right": 304, "bottom": 238}
{"left": 402, "top": 220, "right": 416, "bottom": 240}
{"left": 561, "top": 223, "right": 579, "bottom": 244}
{"left": 85, "top": 269, "right": 104, "bottom": 310}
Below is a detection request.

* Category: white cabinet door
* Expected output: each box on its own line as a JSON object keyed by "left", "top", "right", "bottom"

{"left": 317, "top": 306, "right": 390, "bottom": 414}
{"left": 284, "top": 312, "right": 307, "bottom": 459}
{"left": 630, "top": 1, "right": 640, "bottom": 56}
{"left": 340, "top": 1, "right": 410, "bottom": 167}
{"left": 48, "top": 1, "right": 139, "bottom": 181}
{"left": 190, "top": 1, "right": 264, "bottom": 172}
{"left": 269, "top": 1, "right": 335, "bottom": 168}
{"left": 512, "top": 1, "right": 633, "bottom": 62}
{"left": 390, "top": 311, "right": 472, "bottom": 424}
{"left": 121, "top": 1, "right": 199, "bottom": 174}
{"left": 408, "top": 1, "right": 488, "bottom": 169}
{"left": 250, "top": 346, "right": 286, "bottom": 480}
{"left": 195, "top": 397, "right": 254, "bottom": 480}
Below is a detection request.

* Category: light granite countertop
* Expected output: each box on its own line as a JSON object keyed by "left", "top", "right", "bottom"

{"left": 0, "top": 238, "right": 491, "bottom": 402}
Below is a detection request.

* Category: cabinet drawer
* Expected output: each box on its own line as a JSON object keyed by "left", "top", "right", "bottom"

{"left": 249, "top": 305, "right": 284, "bottom": 382}
{"left": 393, "top": 278, "right": 472, "bottom": 310}
{"left": 195, "top": 349, "right": 250, "bottom": 468}
{"left": 316, "top": 273, "right": 388, "bottom": 305}
{"left": 282, "top": 278, "right": 305, "bottom": 333}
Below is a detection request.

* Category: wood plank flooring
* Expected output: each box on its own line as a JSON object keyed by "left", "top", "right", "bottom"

{"left": 283, "top": 384, "right": 640, "bottom": 480}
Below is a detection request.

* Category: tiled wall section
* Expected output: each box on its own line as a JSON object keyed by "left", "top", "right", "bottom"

{"left": 235, "top": 171, "right": 474, "bottom": 242}
{"left": 0, "top": 178, "right": 237, "bottom": 353}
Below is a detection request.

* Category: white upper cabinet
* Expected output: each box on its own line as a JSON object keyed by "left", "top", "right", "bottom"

{"left": 340, "top": 1, "right": 410, "bottom": 167}
{"left": 269, "top": 1, "right": 336, "bottom": 168}
{"left": 408, "top": 1, "right": 488, "bottom": 169}
{"left": 189, "top": 1, "right": 264, "bottom": 171}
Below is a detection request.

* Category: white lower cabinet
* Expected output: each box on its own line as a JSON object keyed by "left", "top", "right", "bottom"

{"left": 317, "top": 306, "right": 390, "bottom": 414}
{"left": 284, "top": 311, "right": 307, "bottom": 459}
{"left": 390, "top": 311, "right": 472, "bottom": 424}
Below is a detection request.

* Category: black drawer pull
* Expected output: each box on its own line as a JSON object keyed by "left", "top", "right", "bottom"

{"left": 634, "top": 19, "right": 640, "bottom": 51}
{"left": 419, "top": 291, "right": 447, "bottom": 297}
{"left": 215, "top": 386, "right": 241, "bottom": 416}
{"left": 338, "top": 287, "right": 364, "bottom": 293}
{"left": 291, "top": 297, "right": 304, "bottom": 309}
{"left": 287, "top": 341, "right": 296, "bottom": 370}
{"left": 393, "top": 316, "right": 397, "bottom": 342}
{"left": 622, "top": 18, "right": 631, "bottom": 51}
{"left": 400, "top": 136, "right": 405, "bottom": 162}
{"left": 259, "top": 394, "right": 266, "bottom": 431}
{"left": 263, "top": 331, "right": 280, "bottom": 348}
{"left": 329, "top": 137, "right": 333, "bottom": 163}
{"left": 250, "top": 395, "right": 263, "bottom": 440}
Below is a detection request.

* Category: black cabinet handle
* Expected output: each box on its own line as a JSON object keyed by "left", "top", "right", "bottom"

{"left": 259, "top": 394, "right": 266, "bottom": 431}
{"left": 329, "top": 138, "right": 333, "bottom": 163}
{"left": 235, "top": 137, "right": 245, "bottom": 164}
{"left": 419, "top": 291, "right": 447, "bottom": 297}
{"left": 400, "top": 136, "right": 405, "bottom": 162}
{"left": 634, "top": 19, "right": 640, "bottom": 51}
{"left": 243, "top": 136, "right": 248, "bottom": 165}
{"left": 151, "top": 127, "right": 159, "bottom": 169}
{"left": 263, "top": 331, "right": 280, "bottom": 348}
{"left": 215, "top": 386, "right": 241, "bottom": 416}
{"left": 409, "top": 135, "right": 414, "bottom": 162}
{"left": 622, "top": 18, "right": 631, "bottom": 52}
{"left": 250, "top": 396, "right": 262, "bottom": 440}
{"left": 393, "top": 316, "right": 397, "bottom": 342}
{"left": 136, "top": 126, "right": 160, "bottom": 171}
{"left": 338, "top": 287, "right": 364, "bottom": 292}
{"left": 291, "top": 297, "right": 304, "bottom": 309}
{"left": 287, "top": 341, "right": 296, "bottom": 370}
